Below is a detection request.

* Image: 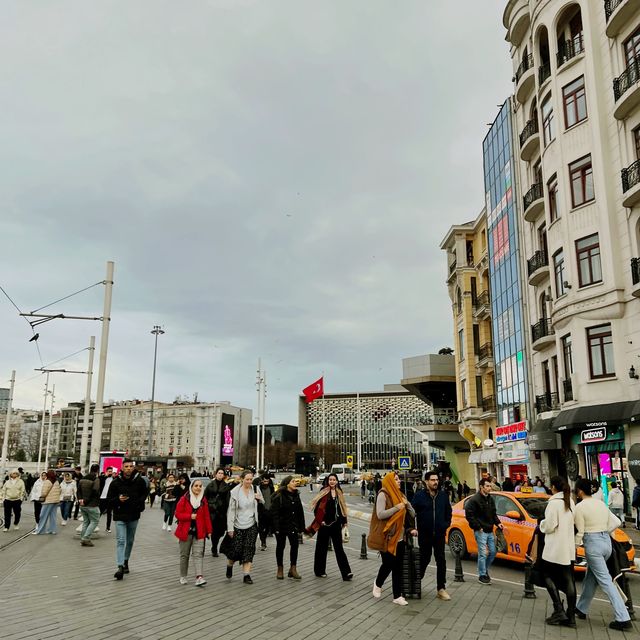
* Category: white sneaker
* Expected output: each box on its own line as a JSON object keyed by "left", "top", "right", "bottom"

{"left": 2, "top": 528, "right": 8, "bottom": 532}
{"left": 179, "top": 577, "right": 188, "bottom": 585}
{"left": 162, "top": 523, "right": 167, "bottom": 530}
{"left": 13, "top": 525, "right": 19, "bottom": 531}
{"left": 94, "top": 526, "right": 100, "bottom": 532}
{"left": 166, "top": 526, "right": 172, "bottom": 533}
{"left": 195, "top": 576, "right": 207, "bottom": 587}
{"left": 392, "top": 597, "right": 409, "bottom": 606}
{"left": 437, "top": 589, "right": 451, "bottom": 601}
{"left": 31, "top": 530, "right": 39, "bottom": 535}
{"left": 61, "top": 520, "right": 67, "bottom": 526}
{"left": 372, "top": 580, "right": 382, "bottom": 598}
{"left": 75, "top": 524, "right": 83, "bottom": 532}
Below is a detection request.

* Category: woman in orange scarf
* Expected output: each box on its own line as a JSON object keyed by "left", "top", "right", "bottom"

{"left": 371, "top": 472, "right": 417, "bottom": 605}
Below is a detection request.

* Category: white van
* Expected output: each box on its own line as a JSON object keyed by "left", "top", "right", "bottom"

{"left": 330, "top": 464, "right": 355, "bottom": 484}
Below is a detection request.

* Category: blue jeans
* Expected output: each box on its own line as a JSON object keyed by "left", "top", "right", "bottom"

{"left": 60, "top": 500, "right": 74, "bottom": 521}
{"left": 474, "top": 530, "right": 496, "bottom": 577}
{"left": 577, "top": 532, "right": 630, "bottom": 622}
{"left": 115, "top": 520, "right": 139, "bottom": 566}
{"left": 80, "top": 506, "right": 101, "bottom": 540}
{"left": 37, "top": 503, "right": 59, "bottom": 534}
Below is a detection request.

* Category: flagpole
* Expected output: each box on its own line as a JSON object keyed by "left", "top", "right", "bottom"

{"left": 321, "top": 370, "right": 326, "bottom": 471}
{"left": 356, "top": 392, "right": 361, "bottom": 472}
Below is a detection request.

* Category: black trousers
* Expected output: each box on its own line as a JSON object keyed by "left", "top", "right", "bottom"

{"left": 259, "top": 510, "right": 272, "bottom": 544}
{"left": 542, "top": 560, "right": 576, "bottom": 619}
{"left": 275, "top": 531, "right": 299, "bottom": 566}
{"left": 99, "top": 498, "right": 113, "bottom": 529}
{"left": 73, "top": 500, "right": 80, "bottom": 519}
{"left": 314, "top": 521, "right": 351, "bottom": 578}
{"left": 33, "top": 500, "right": 42, "bottom": 524}
{"left": 210, "top": 512, "right": 227, "bottom": 552}
{"left": 3, "top": 499, "right": 22, "bottom": 527}
{"left": 418, "top": 534, "right": 447, "bottom": 590}
{"left": 376, "top": 541, "right": 405, "bottom": 599}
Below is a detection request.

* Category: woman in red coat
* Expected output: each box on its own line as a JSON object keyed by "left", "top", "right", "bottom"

{"left": 175, "top": 479, "right": 212, "bottom": 586}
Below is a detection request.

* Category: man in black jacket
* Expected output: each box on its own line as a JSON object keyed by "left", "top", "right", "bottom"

{"left": 203, "top": 467, "right": 231, "bottom": 556}
{"left": 464, "top": 478, "right": 503, "bottom": 584}
{"left": 412, "top": 471, "right": 453, "bottom": 600}
{"left": 77, "top": 463, "right": 101, "bottom": 547}
{"left": 107, "top": 459, "right": 148, "bottom": 580}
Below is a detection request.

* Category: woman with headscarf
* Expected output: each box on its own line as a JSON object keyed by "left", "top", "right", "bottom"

{"left": 1, "top": 469, "right": 26, "bottom": 531}
{"left": 29, "top": 472, "right": 47, "bottom": 527}
{"left": 271, "top": 475, "right": 305, "bottom": 580}
{"left": 305, "top": 473, "right": 353, "bottom": 580}
{"left": 59, "top": 472, "right": 77, "bottom": 525}
{"left": 174, "top": 478, "right": 212, "bottom": 586}
{"left": 369, "top": 472, "right": 417, "bottom": 605}
{"left": 36, "top": 471, "right": 61, "bottom": 535}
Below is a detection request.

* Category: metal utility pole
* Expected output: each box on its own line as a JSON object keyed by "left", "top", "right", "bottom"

{"left": 45, "top": 384, "right": 55, "bottom": 467}
{"left": 37, "top": 372, "right": 50, "bottom": 472}
{"left": 90, "top": 261, "right": 114, "bottom": 465}
{"left": 260, "top": 370, "right": 266, "bottom": 471}
{"left": 255, "top": 359, "right": 262, "bottom": 471}
{"left": 79, "top": 336, "right": 95, "bottom": 471}
{"left": 0, "top": 370, "right": 15, "bottom": 470}
{"left": 148, "top": 325, "right": 165, "bottom": 459}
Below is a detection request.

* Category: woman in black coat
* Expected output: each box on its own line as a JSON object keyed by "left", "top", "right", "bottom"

{"left": 271, "top": 476, "right": 305, "bottom": 580}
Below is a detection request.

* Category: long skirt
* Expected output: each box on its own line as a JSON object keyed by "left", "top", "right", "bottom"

{"left": 221, "top": 524, "right": 258, "bottom": 564}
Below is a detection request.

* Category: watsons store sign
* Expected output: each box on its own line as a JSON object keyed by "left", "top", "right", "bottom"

{"left": 580, "top": 427, "right": 607, "bottom": 444}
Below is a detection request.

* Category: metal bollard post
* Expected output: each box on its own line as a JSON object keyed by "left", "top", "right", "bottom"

{"left": 523, "top": 561, "right": 537, "bottom": 599}
{"left": 453, "top": 548, "right": 464, "bottom": 582}
{"left": 360, "top": 533, "right": 368, "bottom": 560}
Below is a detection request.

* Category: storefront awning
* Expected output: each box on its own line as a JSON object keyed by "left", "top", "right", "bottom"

{"left": 629, "top": 400, "right": 640, "bottom": 425}
{"left": 527, "top": 417, "right": 561, "bottom": 450}
{"left": 552, "top": 401, "right": 637, "bottom": 432}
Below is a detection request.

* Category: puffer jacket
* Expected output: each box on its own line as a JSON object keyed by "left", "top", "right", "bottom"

{"left": 1, "top": 477, "right": 26, "bottom": 501}
{"left": 41, "top": 480, "right": 61, "bottom": 504}
{"left": 59, "top": 480, "right": 77, "bottom": 502}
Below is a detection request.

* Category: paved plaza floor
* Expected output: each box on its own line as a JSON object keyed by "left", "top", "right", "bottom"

{"left": 0, "top": 506, "right": 637, "bottom": 640}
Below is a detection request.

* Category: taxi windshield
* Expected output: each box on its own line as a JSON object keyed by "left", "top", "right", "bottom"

{"left": 517, "top": 497, "right": 549, "bottom": 519}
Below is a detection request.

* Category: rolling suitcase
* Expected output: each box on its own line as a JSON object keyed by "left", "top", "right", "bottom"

{"left": 401, "top": 535, "right": 421, "bottom": 599}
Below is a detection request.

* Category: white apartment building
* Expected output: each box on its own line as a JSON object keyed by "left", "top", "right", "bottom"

{"left": 503, "top": 0, "right": 640, "bottom": 504}
{"left": 109, "top": 400, "right": 252, "bottom": 471}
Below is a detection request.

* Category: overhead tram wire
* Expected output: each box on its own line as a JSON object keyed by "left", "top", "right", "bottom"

{"left": 30, "top": 280, "right": 103, "bottom": 314}
{"left": 0, "top": 282, "right": 44, "bottom": 366}
{"left": 15, "top": 346, "right": 91, "bottom": 386}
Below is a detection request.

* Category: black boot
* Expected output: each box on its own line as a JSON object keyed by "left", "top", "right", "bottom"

{"left": 226, "top": 564, "right": 233, "bottom": 579}
{"left": 123, "top": 561, "right": 130, "bottom": 574}
{"left": 545, "top": 580, "right": 568, "bottom": 625}
{"left": 114, "top": 565, "right": 124, "bottom": 580}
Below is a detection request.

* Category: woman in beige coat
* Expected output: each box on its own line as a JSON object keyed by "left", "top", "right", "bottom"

{"left": 36, "top": 471, "right": 61, "bottom": 535}
{"left": 1, "top": 469, "right": 26, "bottom": 531}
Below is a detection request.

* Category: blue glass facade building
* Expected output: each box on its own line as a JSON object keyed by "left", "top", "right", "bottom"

{"left": 482, "top": 100, "right": 529, "bottom": 429}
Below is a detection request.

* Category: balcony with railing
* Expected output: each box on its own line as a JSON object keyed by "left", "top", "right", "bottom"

{"left": 535, "top": 392, "right": 560, "bottom": 414}
{"left": 605, "top": 0, "right": 640, "bottom": 38}
{"left": 531, "top": 318, "right": 555, "bottom": 350}
{"left": 481, "top": 395, "right": 496, "bottom": 414}
{"left": 562, "top": 378, "right": 574, "bottom": 402}
{"left": 538, "top": 62, "right": 551, "bottom": 86}
{"left": 523, "top": 182, "right": 544, "bottom": 221}
{"left": 527, "top": 249, "right": 549, "bottom": 286}
{"left": 622, "top": 159, "right": 640, "bottom": 207}
{"left": 477, "top": 341, "right": 493, "bottom": 368}
{"left": 556, "top": 33, "right": 584, "bottom": 68}
{"left": 519, "top": 118, "right": 540, "bottom": 161}
{"left": 472, "top": 290, "right": 491, "bottom": 318}
{"left": 632, "top": 257, "right": 640, "bottom": 297}
{"left": 613, "top": 54, "right": 640, "bottom": 119}
{"left": 515, "top": 54, "right": 535, "bottom": 103}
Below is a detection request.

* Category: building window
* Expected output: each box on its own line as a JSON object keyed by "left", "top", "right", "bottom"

{"left": 587, "top": 324, "right": 615, "bottom": 379}
{"left": 576, "top": 233, "right": 602, "bottom": 287}
{"left": 561, "top": 334, "right": 573, "bottom": 376}
{"left": 553, "top": 249, "right": 566, "bottom": 297}
{"left": 541, "top": 95, "right": 555, "bottom": 146}
{"left": 634, "top": 126, "right": 640, "bottom": 161}
{"left": 458, "top": 328, "right": 464, "bottom": 361}
{"left": 460, "top": 379, "right": 467, "bottom": 408}
{"left": 624, "top": 26, "right": 640, "bottom": 66}
{"left": 569, "top": 155, "right": 594, "bottom": 207}
{"left": 563, "top": 76, "right": 587, "bottom": 128}
{"left": 548, "top": 175, "right": 559, "bottom": 222}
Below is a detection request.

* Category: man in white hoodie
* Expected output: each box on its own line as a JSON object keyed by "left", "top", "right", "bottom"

{"left": 1, "top": 469, "right": 26, "bottom": 531}
{"left": 607, "top": 481, "right": 625, "bottom": 528}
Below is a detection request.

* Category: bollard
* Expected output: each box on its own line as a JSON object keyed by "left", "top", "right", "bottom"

{"left": 523, "top": 561, "right": 537, "bottom": 599}
{"left": 360, "top": 533, "right": 368, "bottom": 560}
{"left": 453, "top": 548, "right": 464, "bottom": 582}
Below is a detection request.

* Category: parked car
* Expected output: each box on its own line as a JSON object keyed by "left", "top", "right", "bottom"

{"left": 446, "top": 491, "right": 635, "bottom": 572}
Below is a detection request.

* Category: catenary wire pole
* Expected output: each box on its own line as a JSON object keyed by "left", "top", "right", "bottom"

{"left": 44, "top": 383, "right": 55, "bottom": 467}
{"left": 0, "top": 370, "right": 16, "bottom": 471}
{"left": 79, "top": 336, "right": 95, "bottom": 471}
{"left": 37, "top": 372, "right": 50, "bottom": 473}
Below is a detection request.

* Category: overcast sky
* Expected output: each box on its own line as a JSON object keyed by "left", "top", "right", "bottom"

{"left": 1, "top": 0, "right": 512, "bottom": 425}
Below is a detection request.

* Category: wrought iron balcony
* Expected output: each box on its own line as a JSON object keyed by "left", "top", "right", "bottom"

{"left": 538, "top": 62, "right": 551, "bottom": 85}
{"left": 449, "top": 260, "right": 457, "bottom": 275}
{"left": 515, "top": 54, "right": 534, "bottom": 85}
{"left": 532, "top": 318, "right": 555, "bottom": 343}
{"left": 527, "top": 249, "right": 548, "bottom": 276}
{"left": 605, "top": 0, "right": 624, "bottom": 21}
{"left": 535, "top": 392, "right": 560, "bottom": 413}
{"left": 632, "top": 257, "right": 640, "bottom": 286}
{"left": 523, "top": 182, "right": 543, "bottom": 212}
{"left": 473, "top": 290, "right": 490, "bottom": 309}
{"left": 614, "top": 54, "right": 640, "bottom": 102}
{"left": 520, "top": 119, "right": 539, "bottom": 147}
{"left": 478, "top": 341, "right": 493, "bottom": 361}
{"left": 481, "top": 395, "right": 496, "bottom": 413}
{"left": 557, "top": 33, "right": 584, "bottom": 67}
{"left": 562, "top": 378, "right": 573, "bottom": 402}
{"left": 622, "top": 159, "right": 640, "bottom": 193}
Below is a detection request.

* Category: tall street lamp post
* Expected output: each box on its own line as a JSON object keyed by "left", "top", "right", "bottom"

{"left": 148, "top": 325, "right": 165, "bottom": 460}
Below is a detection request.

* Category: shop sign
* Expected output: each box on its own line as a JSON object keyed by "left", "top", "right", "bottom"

{"left": 628, "top": 444, "right": 640, "bottom": 481}
{"left": 580, "top": 427, "right": 607, "bottom": 444}
{"left": 496, "top": 420, "right": 527, "bottom": 444}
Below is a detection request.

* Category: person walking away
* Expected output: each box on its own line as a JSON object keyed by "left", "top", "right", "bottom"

{"left": 148, "top": 477, "right": 157, "bottom": 508}
{"left": 256, "top": 473, "right": 275, "bottom": 551}
{"left": 36, "top": 471, "right": 61, "bottom": 535}
{"left": 175, "top": 478, "right": 212, "bottom": 586}
{"left": 368, "top": 472, "right": 417, "bottom": 605}
{"left": 305, "top": 474, "right": 353, "bottom": 581}
{"left": 77, "top": 464, "right": 101, "bottom": 547}
{"left": 464, "top": 478, "right": 503, "bottom": 584}
{"left": 456, "top": 482, "right": 463, "bottom": 502}
{"left": 223, "top": 470, "right": 263, "bottom": 584}
{"left": 203, "top": 467, "right": 231, "bottom": 556}
{"left": 29, "top": 472, "right": 47, "bottom": 527}
{"left": 591, "top": 479, "right": 605, "bottom": 502}
{"left": 632, "top": 478, "right": 640, "bottom": 530}
{"left": 108, "top": 459, "right": 149, "bottom": 580}
{"left": 162, "top": 473, "right": 179, "bottom": 532}
{"left": 608, "top": 481, "right": 625, "bottom": 528}
{"left": 539, "top": 476, "right": 576, "bottom": 627}
{"left": 360, "top": 479, "right": 366, "bottom": 500}
{"left": 502, "top": 477, "right": 514, "bottom": 492}
{"left": 72, "top": 466, "right": 83, "bottom": 520}
{"left": 574, "top": 478, "right": 632, "bottom": 631}
{"left": 99, "top": 467, "right": 115, "bottom": 533}
{"left": 462, "top": 481, "right": 470, "bottom": 497}
{"left": 412, "top": 470, "right": 452, "bottom": 600}
{"left": 367, "top": 480, "right": 375, "bottom": 504}
{"left": 59, "top": 473, "right": 77, "bottom": 525}
{"left": 271, "top": 476, "right": 305, "bottom": 580}
{"left": 1, "top": 469, "right": 26, "bottom": 531}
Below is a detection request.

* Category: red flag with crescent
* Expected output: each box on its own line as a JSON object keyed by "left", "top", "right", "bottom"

{"left": 302, "top": 377, "right": 324, "bottom": 403}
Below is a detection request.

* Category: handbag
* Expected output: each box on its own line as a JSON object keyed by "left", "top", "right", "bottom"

{"left": 342, "top": 525, "right": 350, "bottom": 543}
{"left": 495, "top": 527, "right": 507, "bottom": 554}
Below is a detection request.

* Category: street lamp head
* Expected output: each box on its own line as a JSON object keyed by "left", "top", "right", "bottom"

{"left": 151, "top": 326, "right": 165, "bottom": 336}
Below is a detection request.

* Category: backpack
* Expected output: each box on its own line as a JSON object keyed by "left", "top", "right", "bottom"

{"left": 367, "top": 490, "right": 394, "bottom": 551}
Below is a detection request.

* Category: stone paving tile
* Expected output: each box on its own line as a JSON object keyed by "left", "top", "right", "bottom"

{"left": 0, "top": 508, "right": 638, "bottom": 640}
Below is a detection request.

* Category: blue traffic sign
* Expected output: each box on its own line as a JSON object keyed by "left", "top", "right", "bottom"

{"left": 398, "top": 456, "right": 412, "bottom": 470}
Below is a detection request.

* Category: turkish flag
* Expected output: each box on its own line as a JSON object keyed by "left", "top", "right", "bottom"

{"left": 302, "top": 377, "right": 324, "bottom": 403}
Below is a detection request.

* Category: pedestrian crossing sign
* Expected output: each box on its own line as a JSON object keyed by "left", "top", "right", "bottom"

{"left": 398, "top": 456, "right": 411, "bottom": 470}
